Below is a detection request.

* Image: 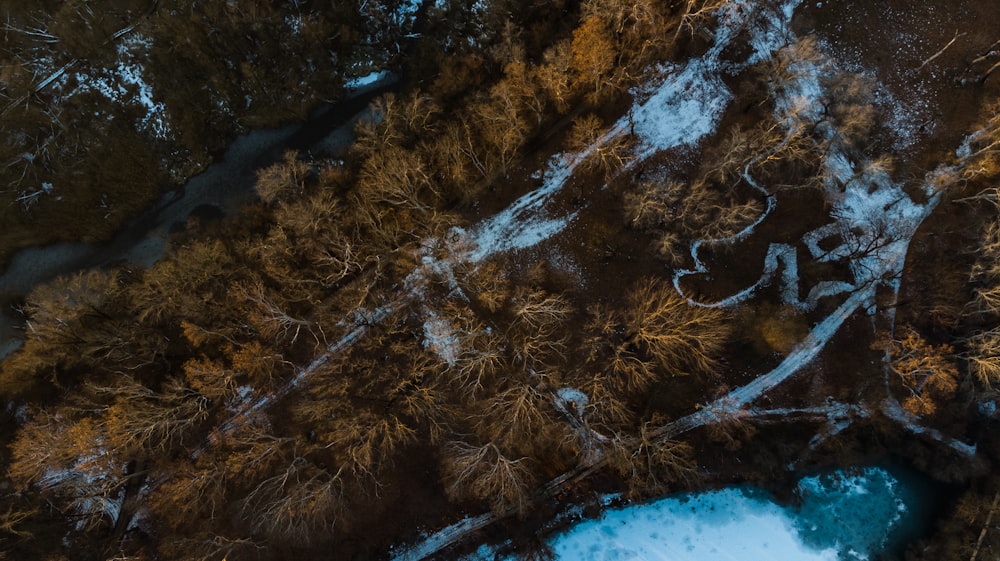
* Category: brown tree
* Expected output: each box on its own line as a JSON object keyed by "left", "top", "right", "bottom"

{"left": 625, "top": 277, "right": 730, "bottom": 376}
{"left": 967, "top": 328, "right": 1000, "bottom": 389}
{"left": 255, "top": 150, "right": 311, "bottom": 204}
{"left": 567, "top": 113, "right": 634, "bottom": 179}
{"left": 604, "top": 420, "right": 698, "bottom": 497}
{"left": 889, "top": 326, "right": 961, "bottom": 416}
{"left": 441, "top": 441, "right": 537, "bottom": 515}
{"left": 570, "top": 16, "right": 616, "bottom": 100}
{"left": 238, "top": 456, "right": 347, "bottom": 544}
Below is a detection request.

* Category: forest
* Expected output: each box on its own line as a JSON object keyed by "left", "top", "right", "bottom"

{"left": 1, "top": 0, "right": 1000, "bottom": 560}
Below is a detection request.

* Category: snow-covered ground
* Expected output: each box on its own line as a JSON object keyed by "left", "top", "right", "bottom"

{"left": 451, "top": 0, "right": 804, "bottom": 267}
{"left": 66, "top": 35, "right": 170, "bottom": 138}
{"left": 392, "top": 0, "right": 974, "bottom": 556}
{"left": 466, "top": 467, "right": 916, "bottom": 561}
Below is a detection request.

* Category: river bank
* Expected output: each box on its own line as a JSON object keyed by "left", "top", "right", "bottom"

{"left": 0, "top": 74, "right": 396, "bottom": 360}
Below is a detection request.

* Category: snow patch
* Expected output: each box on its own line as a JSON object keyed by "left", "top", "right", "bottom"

{"left": 626, "top": 0, "right": 802, "bottom": 158}
{"left": 628, "top": 61, "right": 733, "bottom": 158}
{"left": 467, "top": 155, "right": 581, "bottom": 262}
{"left": 461, "top": 467, "right": 913, "bottom": 561}
{"left": 548, "top": 487, "right": 838, "bottom": 561}
{"left": 554, "top": 388, "right": 589, "bottom": 417}
{"left": 422, "top": 312, "right": 461, "bottom": 366}
{"left": 69, "top": 35, "right": 169, "bottom": 137}
{"left": 346, "top": 70, "right": 391, "bottom": 89}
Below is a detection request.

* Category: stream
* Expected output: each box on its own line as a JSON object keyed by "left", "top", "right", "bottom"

{"left": 0, "top": 75, "right": 397, "bottom": 360}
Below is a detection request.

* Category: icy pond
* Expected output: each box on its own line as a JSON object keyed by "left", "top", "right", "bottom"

{"left": 475, "top": 466, "right": 938, "bottom": 561}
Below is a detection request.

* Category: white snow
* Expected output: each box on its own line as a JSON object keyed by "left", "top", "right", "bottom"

{"left": 548, "top": 488, "right": 838, "bottom": 561}
{"left": 395, "top": 514, "right": 494, "bottom": 561}
{"left": 628, "top": 60, "right": 733, "bottom": 159}
{"left": 345, "top": 70, "right": 391, "bottom": 89}
{"left": 555, "top": 387, "right": 589, "bottom": 417}
{"left": 882, "top": 399, "right": 976, "bottom": 457}
{"left": 68, "top": 35, "right": 169, "bottom": 138}
{"left": 422, "top": 312, "right": 461, "bottom": 366}
{"left": 455, "top": 467, "right": 914, "bottom": 561}
{"left": 465, "top": 0, "right": 805, "bottom": 264}
{"left": 625, "top": 0, "right": 801, "bottom": 159}
{"left": 674, "top": 4, "right": 940, "bottom": 317}
{"left": 466, "top": 155, "right": 582, "bottom": 262}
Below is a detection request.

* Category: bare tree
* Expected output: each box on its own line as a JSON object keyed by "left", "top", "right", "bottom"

{"left": 157, "top": 534, "right": 265, "bottom": 561}
{"left": 238, "top": 456, "right": 346, "bottom": 544}
{"left": 966, "top": 328, "right": 1000, "bottom": 389}
{"left": 453, "top": 324, "right": 507, "bottom": 398}
{"left": 150, "top": 461, "right": 230, "bottom": 530}
{"left": 441, "top": 441, "right": 537, "bottom": 515}
{"left": 570, "top": 16, "right": 617, "bottom": 100}
{"left": 354, "top": 93, "right": 440, "bottom": 156}
{"left": 357, "top": 145, "right": 438, "bottom": 213}
{"left": 534, "top": 41, "right": 574, "bottom": 113}
{"left": 255, "top": 150, "right": 311, "bottom": 204}
{"left": 567, "top": 113, "right": 634, "bottom": 179}
{"left": 673, "top": 0, "right": 733, "bottom": 44}
{"left": 509, "top": 288, "right": 573, "bottom": 338}
{"left": 604, "top": 421, "right": 698, "bottom": 497}
{"left": 507, "top": 288, "right": 574, "bottom": 367}
{"left": 236, "top": 279, "right": 324, "bottom": 347}
{"left": 476, "top": 382, "right": 561, "bottom": 450}
{"left": 95, "top": 376, "right": 210, "bottom": 455}
{"left": 457, "top": 259, "right": 511, "bottom": 313}
{"left": 469, "top": 85, "right": 531, "bottom": 177}
{"left": 625, "top": 278, "right": 730, "bottom": 376}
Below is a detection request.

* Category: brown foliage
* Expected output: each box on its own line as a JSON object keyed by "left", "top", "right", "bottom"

{"left": 150, "top": 461, "right": 230, "bottom": 531}
{"left": 235, "top": 279, "right": 324, "bottom": 348}
{"left": 255, "top": 150, "right": 311, "bottom": 204}
{"left": 625, "top": 278, "right": 730, "bottom": 376}
{"left": 354, "top": 93, "right": 440, "bottom": 156}
{"left": 8, "top": 411, "right": 121, "bottom": 530}
{"left": 890, "top": 325, "right": 961, "bottom": 416}
{"left": 132, "top": 240, "right": 237, "bottom": 327}
{"left": 570, "top": 17, "right": 616, "bottom": 98}
{"left": 238, "top": 456, "right": 347, "bottom": 544}
{"left": 92, "top": 376, "right": 210, "bottom": 455}
{"left": 625, "top": 177, "right": 762, "bottom": 263}
{"left": 604, "top": 421, "right": 698, "bottom": 497}
{"left": 441, "top": 441, "right": 537, "bottom": 515}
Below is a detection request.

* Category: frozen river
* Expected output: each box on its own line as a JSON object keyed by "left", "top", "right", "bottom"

{"left": 473, "top": 466, "right": 937, "bottom": 561}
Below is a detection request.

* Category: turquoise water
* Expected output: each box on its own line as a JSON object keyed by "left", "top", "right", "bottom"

{"left": 538, "top": 466, "right": 933, "bottom": 561}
